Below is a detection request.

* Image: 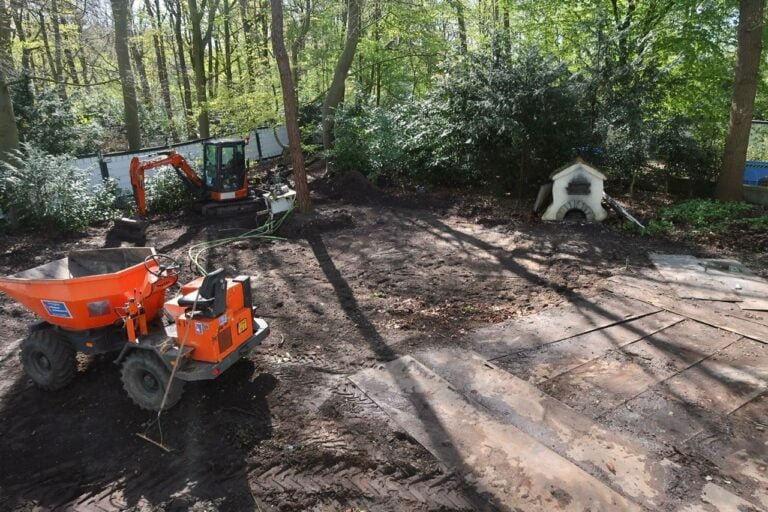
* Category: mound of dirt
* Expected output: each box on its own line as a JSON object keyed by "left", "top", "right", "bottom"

{"left": 277, "top": 209, "right": 355, "bottom": 238}
{"left": 313, "top": 171, "right": 385, "bottom": 204}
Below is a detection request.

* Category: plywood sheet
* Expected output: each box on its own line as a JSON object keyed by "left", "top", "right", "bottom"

{"left": 349, "top": 356, "right": 641, "bottom": 511}
{"left": 415, "top": 349, "right": 676, "bottom": 510}
{"left": 495, "top": 311, "right": 683, "bottom": 383}
{"left": 650, "top": 253, "right": 768, "bottom": 311}
{"left": 541, "top": 320, "right": 740, "bottom": 418}
{"left": 467, "top": 292, "right": 659, "bottom": 359}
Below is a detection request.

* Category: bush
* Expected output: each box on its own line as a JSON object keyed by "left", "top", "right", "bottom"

{"left": 659, "top": 199, "right": 755, "bottom": 232}
{"left": 0, "top": 144, "right": 121, "bottom": 232}
{"left": 144, "top": 165, "right": 196, "bottom": 214}
{"left": 331, "top": 47, "right": 591, "bottom": 192}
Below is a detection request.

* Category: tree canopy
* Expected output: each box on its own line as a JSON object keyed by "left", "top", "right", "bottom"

{"left": 0, "top": 0, "right": 763, "bottom": 194}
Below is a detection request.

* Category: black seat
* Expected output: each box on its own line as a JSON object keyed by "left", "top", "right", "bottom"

{"left": 177, "top": 268, "right": 227, "bottom": 317}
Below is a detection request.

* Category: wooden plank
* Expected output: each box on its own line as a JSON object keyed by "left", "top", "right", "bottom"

{"left": 541, "top": 320, "right": 741, "bottom": 418}
{"left": 663, "top": 338, "right": 768, "bottom": 416}
{"left": 349, "top": 356, "right": 642, "bottom": 512}
{"left": 415, "top": 349, "right": 677, "bottom": 510}
{"left": 603, "top": 274, "right": 768, "bottom": 345}
{"left": 603, "top": 338, "right": 768, "bottom": 445}
{"left": 679, "top": 483, "right": 766, "bottom": 512}
{"left": 467, "top": 292, "right": 660, "bottom": 359}
{"left": 650, "top": 253, "right": 768, "bottom": 310}
{"left": 685, "top": 416, "right": 768, "bottom": 510}
{"left": 495, "top": 311, "right": 684, "bottom": 384}
{"left": 650, "top": 253, "right": 742, "bottom": 302}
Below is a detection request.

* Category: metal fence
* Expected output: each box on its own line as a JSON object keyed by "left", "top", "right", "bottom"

{"left": 72, "top": 125, "right": 288, "bottom": 192}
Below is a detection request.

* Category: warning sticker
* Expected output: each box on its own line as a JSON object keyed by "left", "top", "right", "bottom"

{"left": 41, "top": 300, "right": 72, "bottom": 319}
{"left": 195, "top": 322, "right": 209, "bottom": 335}
{"left": 237, "top": 318, "right": 248, "bottom": 334}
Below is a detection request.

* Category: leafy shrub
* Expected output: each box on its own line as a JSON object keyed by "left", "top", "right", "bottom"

{"left": 332, "top": 47, "right": 590, "bottom": 192}
{"left": 332, "top": 103, "right": 411, "bottom": 185}
{"left": 0, "top": 144, "right": 120, "bottom": 232}
{"left": 144, "top": 165, "right": 196, "bottom": 214}
{"left": 659, "top": 199, "right": 755, "bottom": 232}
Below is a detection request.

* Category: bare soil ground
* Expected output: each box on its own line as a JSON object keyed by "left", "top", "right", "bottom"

{"left": 0, "top": 174, "right": 762, "bottom": 511}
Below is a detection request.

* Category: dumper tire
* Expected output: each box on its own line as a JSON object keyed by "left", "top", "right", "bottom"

{"left": 121, "top": 351, "right": 184, "bottom": 411}
{"left": 20, "top": 329, "right": 76, "bottom": 391}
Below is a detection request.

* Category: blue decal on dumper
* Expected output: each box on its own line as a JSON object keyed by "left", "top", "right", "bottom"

{"left": 41, "top": 300, "right": 72, "bottom": 319}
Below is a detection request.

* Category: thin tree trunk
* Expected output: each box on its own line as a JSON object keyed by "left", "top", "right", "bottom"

{"left": 110, "top": 0, "right": 142, "bottom": 149}
{"left": 718, "top": 0, "right": 765, "bottom": 201}
{"left": 223, "top": 0, "right": 233, "bottom": 86}
{"left": 270, "top": 0, "right": 311, "bottom": 213}
{"left": 321, "top": 0, "right": 363, "bottom": 150}
{"left": 145, "top": 0, "right": 178, "bottom": 140}
{"left": 168, "top": 0, "right": 196, "bottom": 137}
{"left": 130, "top": 24, "right": 153, "bottom": 108}
{"left": 451, "top": 0, "right": 467, "bottom": 54}
{"left": 290, "top": 0, "right": 311, "bottom": 90}
{"left": 187, "top": 0, "right": 218, "bottom": 139}
{"left": 238, "top": 0, "right": 256, "bottom": 85}
{"left": 50, "top": 0, "right": 67, "bottom": 99}
{"left": 0, "top": 0, "right": 19, "bottom": 160}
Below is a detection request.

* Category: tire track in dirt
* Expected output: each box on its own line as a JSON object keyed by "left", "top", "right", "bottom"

{"left": 250, "top": 460, "right": 475, "bottom": 510}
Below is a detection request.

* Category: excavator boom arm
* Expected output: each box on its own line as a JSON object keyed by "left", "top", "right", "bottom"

{"left": 129, "top": 151, "right": 204, "bottom": 216}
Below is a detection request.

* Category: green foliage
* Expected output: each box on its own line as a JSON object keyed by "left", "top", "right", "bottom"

{"left": 11, "top": 81, "right": 105, "bottom": 155}
{"left": 0, "top": 144, "right": 121, "bottom": 232}
{"left": 333, "top": 47, "right": 590, "bottom": 190}
{"left": 659, "top": 199, "right": 755, "bottom": 231}
{"left": 331, "top": 103, "right": 410, "bottom": 184}
{"left": 144, "top": 165, "right": 196, "bottom": 214}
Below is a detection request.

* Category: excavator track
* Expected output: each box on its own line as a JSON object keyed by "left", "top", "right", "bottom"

{"left": 199, "top": 197, "right": 268, "bottom": 216}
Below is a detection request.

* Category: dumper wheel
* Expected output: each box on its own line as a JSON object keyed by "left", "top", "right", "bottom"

{"left": 20, "top": 329, "right": 76, "bottom": 390}
{"left": 121, "top": 351, "right": 184, "bottom": 411}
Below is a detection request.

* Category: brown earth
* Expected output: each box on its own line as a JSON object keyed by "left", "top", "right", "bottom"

{"left": 0, "top": 173, "right": 762, "bottom": 511}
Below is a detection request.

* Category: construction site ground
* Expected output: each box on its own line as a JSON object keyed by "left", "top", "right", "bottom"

{"left": 1, "top": 178, "right": 767, "bottom": 511}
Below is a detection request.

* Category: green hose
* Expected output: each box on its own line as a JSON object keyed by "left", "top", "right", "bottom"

{"left": 188, "top": 204, "right": 295, "bottom": 275}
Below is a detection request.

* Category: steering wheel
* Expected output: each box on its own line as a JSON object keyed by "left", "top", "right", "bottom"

{"left": 144, "top": 253, "right": 181, "bottom": 278}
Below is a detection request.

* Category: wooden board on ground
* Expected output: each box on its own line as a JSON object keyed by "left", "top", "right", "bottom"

{"left": 349, "top": 356, "right": 642, "bottom": 511}
{"left": 414, "top": 348, "right": 677, "bottom": 510}
{"left": 467, "top": 292, "right": 659, "bottom": 360}
{"left": 650, "top": 253, "right": 768, "bottom": 311}
{"left": 495, "top": 311, "right": 684, "bottom": 384}
{"left": 685, "top": 416, "right": 768, "bottom": 510}
{"left": 603, "top": 338, "right": 768, "bottom": 445}
{"left": 603, "top": 274, "right": 768, "bottom": 345}
{"left": 650, "top": 253, "right": 742, "bottom": 302}
{"left": 679, "top": 483, "right": 766, "bottom": 512}
{"left": 540, "top": 320, "right": 741, "bottom": 418}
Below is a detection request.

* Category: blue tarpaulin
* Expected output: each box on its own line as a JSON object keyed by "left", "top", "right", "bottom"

{"left": 745, "top": 160, "right": 768, "bottom": 185}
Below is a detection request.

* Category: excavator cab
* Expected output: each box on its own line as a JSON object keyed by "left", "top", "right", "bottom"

{"left": 202, "top": 139, "right": 248, "bottom": 195}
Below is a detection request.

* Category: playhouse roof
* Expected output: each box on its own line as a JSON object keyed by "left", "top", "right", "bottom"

{"left": 549, "top": 158, "right": 607, "bottom": 181}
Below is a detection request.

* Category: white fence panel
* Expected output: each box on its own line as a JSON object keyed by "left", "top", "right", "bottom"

{"left": 72, "top": 126, "right": 287, "bottom": 192}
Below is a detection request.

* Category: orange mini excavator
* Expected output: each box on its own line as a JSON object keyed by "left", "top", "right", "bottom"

{"left": 114, "top": 138, "right": 271, "bottom": 238}
{"left": 130, "top": 139, "right": 261, "bottom": 216}
{"left": 0, "top": 248, "right": 270, "bottom": 410}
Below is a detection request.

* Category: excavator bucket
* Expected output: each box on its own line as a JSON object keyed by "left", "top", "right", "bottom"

{"left": 112, "top": 217, "right": 149, "bottom": 241}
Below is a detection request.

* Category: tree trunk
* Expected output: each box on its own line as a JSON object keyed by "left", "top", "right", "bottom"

{"left": 110, "top": 0, "right": 142, "bottom": 149}
{"left": 270, "top": 0, "right": 311, "bottom": 213}
{"left": 290, "top": 0, "right": 311, "bottom": 90}
{"left": 187, "top": 0, "right": 218, "bottom": 139}
{"left": 145, "top": 0, "right": 178, "bottom": 141}
{"left": 451, "top": 0, "right": 467, "bottom": 54}
{"left": 130, "top": 23, "right": 153, "bottom": 109}
{"left": 50, "top": 0, "right": 67, "bottom": 99}
{"left": 321, "top": 0, "right": 363, "bottom": 150}
{"left": 238, "top": 0, "right": 256, "bottom": 85}
{"left": 223, "top": 0, "right": 233, "bottom": 86}
{"left": 167, "top": 0, "right": 196, "bottom": 137}
{"left": 0, "top": 0, "right": 19, "bottom": 160}
{"left": 717, "top": 0, "right": 765, "bottom": 201}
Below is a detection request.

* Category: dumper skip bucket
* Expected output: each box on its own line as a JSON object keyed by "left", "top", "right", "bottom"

{"left": 0, "top": 248, "right": 166, "bottom": 330}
